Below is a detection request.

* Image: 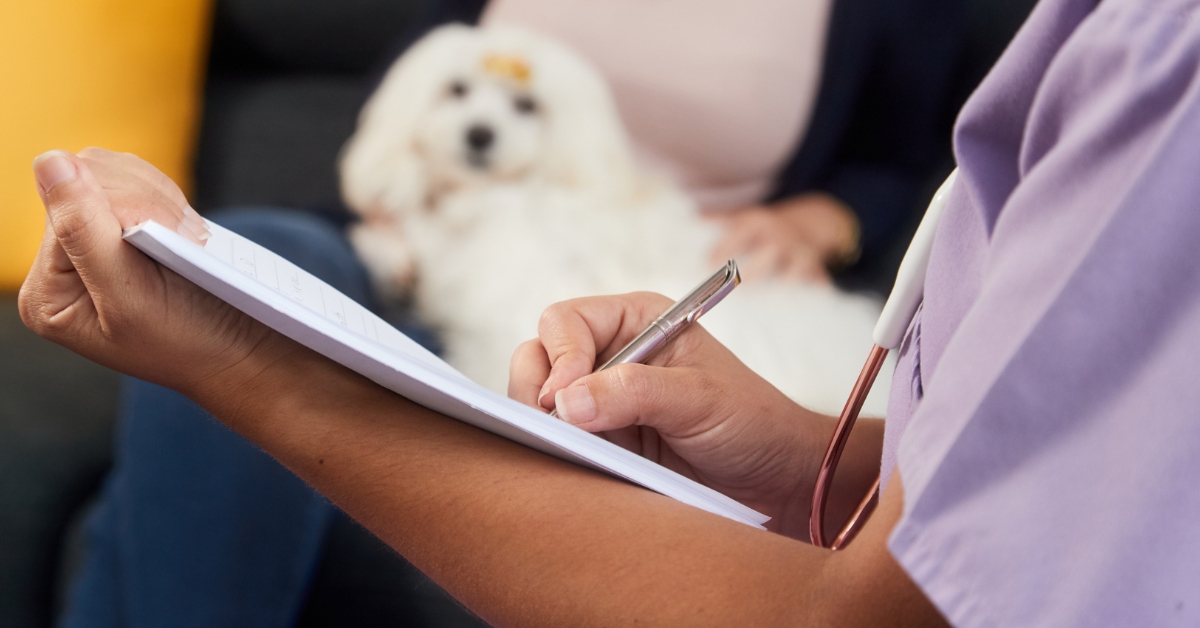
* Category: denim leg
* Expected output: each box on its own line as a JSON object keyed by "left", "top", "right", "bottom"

{"left": 60, "top": 209, "right": 376, "bottom": 628}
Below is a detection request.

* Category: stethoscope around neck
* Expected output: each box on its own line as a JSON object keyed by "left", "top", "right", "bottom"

{"left": 810, "top": 169, "right": 958, "bottom": 550}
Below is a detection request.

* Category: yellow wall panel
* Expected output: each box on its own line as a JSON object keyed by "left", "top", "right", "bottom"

{"left": 0, "top": 0, "right": 211, "bottom": 290}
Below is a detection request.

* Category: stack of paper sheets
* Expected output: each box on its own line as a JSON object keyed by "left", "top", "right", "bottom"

{"left": 124, "top": 220, "right": 769, "bottom": 529}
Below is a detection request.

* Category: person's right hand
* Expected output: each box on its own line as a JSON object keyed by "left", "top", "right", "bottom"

{"left": 18, "top": 149, "right": 296, "bottom": 401}
{"left": 508, "top": 292, "right": 837, "bottom": 537}
{"left": 708, "top": 193, "right": 860, "bottom": 284}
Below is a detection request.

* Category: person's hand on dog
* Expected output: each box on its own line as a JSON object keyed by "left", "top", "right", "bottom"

{"left": 508, "top": 292, "right": 836, "bottom": 535}
{"left": 710, "top": 193, "right": 859, "bottom": 284}
{"left": 18, "top": 149, "right": 294, "bottom": 401}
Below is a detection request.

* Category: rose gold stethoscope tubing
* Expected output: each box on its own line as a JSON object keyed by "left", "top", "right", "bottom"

{"left": 809, "top": 344, "right": 889, "bottom": 550}
{"left": 808, "top": 169, "right": 959, "bottom": 549}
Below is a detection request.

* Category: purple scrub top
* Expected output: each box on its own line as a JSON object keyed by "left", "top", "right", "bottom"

{"left": 879, "top": 0, "right": 1200, "bottom": 625}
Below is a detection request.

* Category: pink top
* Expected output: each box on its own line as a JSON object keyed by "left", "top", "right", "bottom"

{"left": 481, "top": 0, "right": 832, "bottom": 209}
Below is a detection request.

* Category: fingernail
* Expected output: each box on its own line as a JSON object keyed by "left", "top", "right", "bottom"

{"left": 538, "top": 373, "right": 555, "bottom": 408}
{"left": 176, "top": 219, "right": 210, "bottom": 245}
{"left": 555, "top": 385, "right": 596, "bottom": 425}
{"left": 190, "top": 216, "right": 212, "bottom": 241}
{"left": 177, "top": 220, "right": 201, "bottom": 243}
{"left": 32, "top": 150, "right": 77, "bottom": 193}
{"left": 180, "top": 206, "right": 211, "bottom": 242}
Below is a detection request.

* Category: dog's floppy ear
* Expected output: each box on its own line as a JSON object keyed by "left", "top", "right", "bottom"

{"left": 519, "top": 31, "right": 642, "bottom": 199}
{"left": 339, "top": 25, "right": 475, "bottom": 220}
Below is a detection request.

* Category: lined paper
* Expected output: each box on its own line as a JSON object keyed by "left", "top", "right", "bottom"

{"left": 199, "top": 224, "right": 463, "bottom": 380}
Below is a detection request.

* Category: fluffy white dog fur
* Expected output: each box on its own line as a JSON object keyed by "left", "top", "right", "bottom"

{"left": 340, "top": 24, "right": 891, "bottom": 416}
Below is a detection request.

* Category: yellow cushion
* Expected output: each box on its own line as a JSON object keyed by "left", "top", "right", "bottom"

{"left": 0, "top": 0, "right": 211, "bottom": 290}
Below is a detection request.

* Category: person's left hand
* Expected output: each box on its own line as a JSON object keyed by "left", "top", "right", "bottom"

{"left": 709, "top": 193, "right": 859, "bottom": 284}
{"left": 18, "top": 148, "right": 296, "bottom": 402}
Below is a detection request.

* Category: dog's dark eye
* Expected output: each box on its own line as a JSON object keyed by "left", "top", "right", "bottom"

{"left": 513, "top": 94, "right": 539, "bottom": 115}
{"left": 448, "top": 80, "right": 469, "bottom": 99}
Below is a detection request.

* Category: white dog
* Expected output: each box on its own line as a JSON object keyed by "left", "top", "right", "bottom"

{"left": 340, "top": 24, "right": 891, "bottom": 416}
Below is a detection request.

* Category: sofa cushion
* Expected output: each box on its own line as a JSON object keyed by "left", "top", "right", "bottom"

{"left": 0, "top": 0, "right": 212, "bottom": 290}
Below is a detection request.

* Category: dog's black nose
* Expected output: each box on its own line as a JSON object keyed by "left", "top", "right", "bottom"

{"left": 466, "top": 125, "right": 494, "bottom": 151}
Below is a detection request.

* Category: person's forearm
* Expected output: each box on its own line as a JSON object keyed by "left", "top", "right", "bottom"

{"left": 189, "top": 339, "right": 844, "bottom": 626}
{"left": 180, "top": 335, "right": 945, "bottom": 627}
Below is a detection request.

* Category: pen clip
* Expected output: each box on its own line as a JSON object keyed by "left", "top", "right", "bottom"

{"left": 682, "top": 260, "right": 741, "bottom": 324}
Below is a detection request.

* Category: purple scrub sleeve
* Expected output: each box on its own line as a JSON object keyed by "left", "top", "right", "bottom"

{"left": 879, "top": 0, "right": 1200, "bottom": 625}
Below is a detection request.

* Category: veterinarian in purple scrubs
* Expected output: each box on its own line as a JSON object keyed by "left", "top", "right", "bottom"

{"left": 20, "top": 0, "right": 1200, "bottom": 625}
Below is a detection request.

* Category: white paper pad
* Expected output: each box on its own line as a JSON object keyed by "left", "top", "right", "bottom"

{"left": 124, "top": 220, "right": 769, "bottom": 529}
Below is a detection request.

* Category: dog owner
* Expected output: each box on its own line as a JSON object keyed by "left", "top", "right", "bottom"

{"left": 438, "top": 0, "right": 962, "bottom": 285}
{"left": 24, "top": 0, "right": 1200, "bottom": 626}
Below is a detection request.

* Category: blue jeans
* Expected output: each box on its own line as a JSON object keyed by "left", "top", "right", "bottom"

{"left": 59, "top": 209, "right": 480, "bottom": 628}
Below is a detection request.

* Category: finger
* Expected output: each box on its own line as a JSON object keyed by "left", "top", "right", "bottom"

{"left": 709, "top": 218, "right": 759, "bottom": 264}
{"left": 508, "top": 338, "right": 551, "bottom": 410}
{"left": 103, "top": 186, "right": 207, "bottom": 242}
{"left": 78, "top": 147, "right": 191, "bottom": 212}
{"left": 78, "top": 148, "right": 210, "bottom": 241}
{"left": 739, "top": 244, "right": 785, "bottom": 282}
{"left": 709, "top": 230, "right": 742, "bottom": 266}
{"left": 780, "top": 247, "right": 831, "bottom": 285}
{"left": 78, "top": 154, "right": 207, "bottom": 241}
{"left": 536, "top": 293, "right": 671, "bottom": 411}
{"left": 18, "top": 216, "right": 90, "bottom": 334}
{"left": 553, "top": 363, "right": 726, "bottom": 438}
{"left": 535, "top": 301, "right": 601, "bottom": 410}
{"left": 41, "top": 213, "right": 74, "bottom": 274}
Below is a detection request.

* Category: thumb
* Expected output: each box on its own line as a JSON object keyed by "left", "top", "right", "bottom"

{"left": 554, "top": 363, "right": 722, "bottom": 437}
{"left": 35, "top": 150, "right": 122, "bottom": 268}
{"left": 32, "top": 151, "right": 159, "bottom": 310}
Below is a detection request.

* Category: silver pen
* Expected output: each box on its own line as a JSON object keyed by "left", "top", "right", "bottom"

{"left": 550, "top": 260, "right": 741, "bottom": 417}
